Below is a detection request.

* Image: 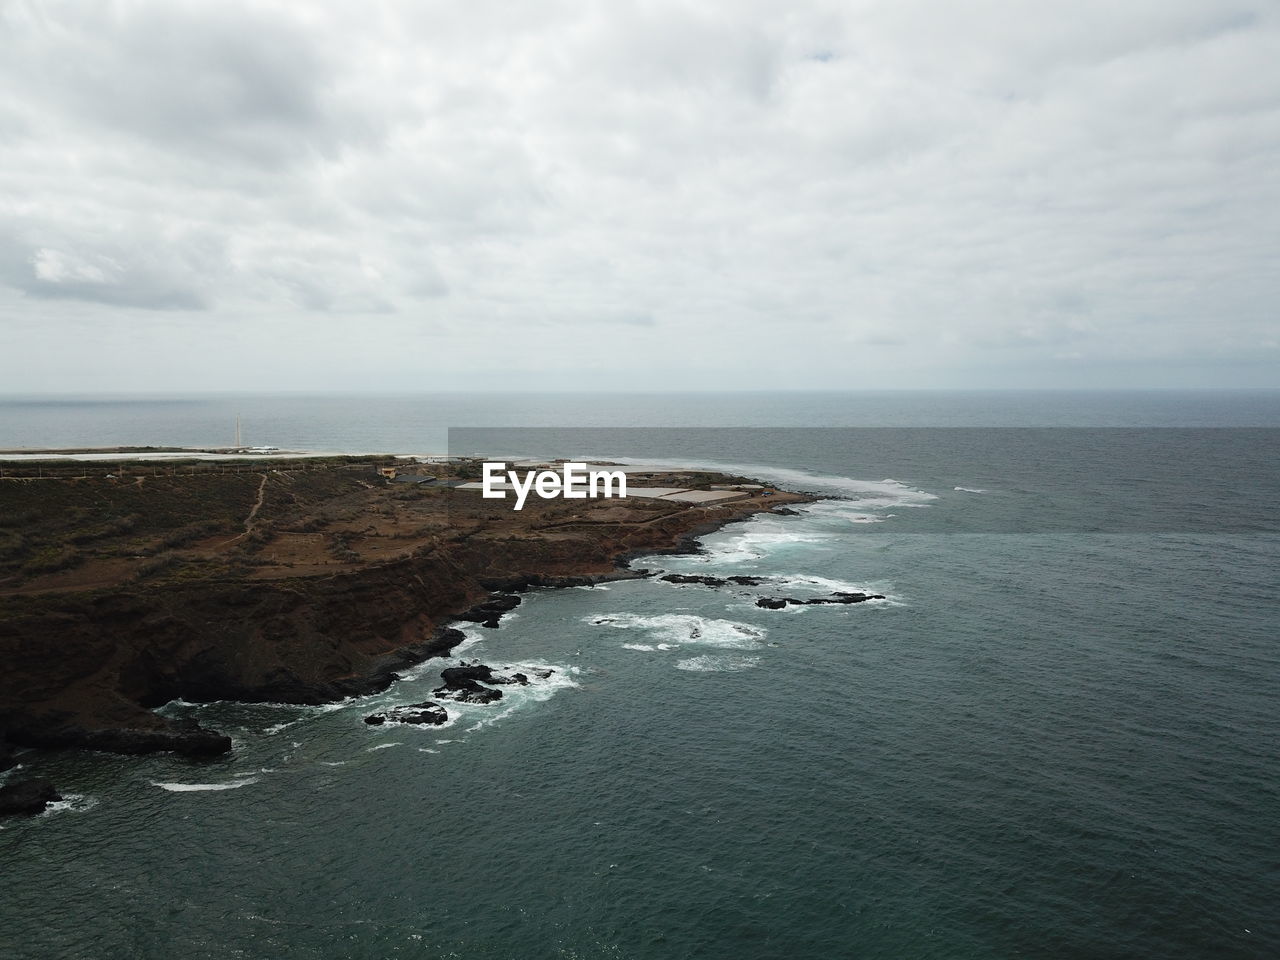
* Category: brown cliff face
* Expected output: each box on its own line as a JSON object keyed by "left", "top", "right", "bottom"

{"left": 0, "top": 463, "right": 808, "bottom": 759}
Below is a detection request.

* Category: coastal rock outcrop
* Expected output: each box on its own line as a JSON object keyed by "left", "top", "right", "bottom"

{"left": 0, "top": 778, "right": 62, "bottom": 817}
{"left": 660, "top": 574, "right": 769, "bottom": 587}
{"left": 2, "top": 715, "right": 233, "bottom": 757}
{"left": 433, "top": 663, "right": 504, "bottom": 703}
{"left": 454, "top": 594, "right": 522, "bottom": 628}
{"left": 364, "top": 702, "right": 448, "bottom": 726}
{"left": 756, "top": 592, "right": 885, "bottom": 609}
{"left": 478, "top": 571, "right": 651, "bottom": 592}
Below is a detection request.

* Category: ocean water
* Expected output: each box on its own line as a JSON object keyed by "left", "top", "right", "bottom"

{"left": 1, "top": 392, "right": 1278, "bottom": 960}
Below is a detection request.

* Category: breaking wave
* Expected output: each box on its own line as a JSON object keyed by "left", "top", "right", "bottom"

{"left": 675, "top": 655, "right": 761, "bottom": 673}
{"left": 152, "top": 778, "right": 259, "bottom": 793}
{"left": 586, "top": 613, "right": 765, "bottom": 649}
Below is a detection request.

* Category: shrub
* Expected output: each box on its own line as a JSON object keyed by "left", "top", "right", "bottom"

{"left": 156, "top": 519, "right": 223, "bottom": 549}
{"left": 134, "top": 552, "right": 183, "bottom": 580}
{"left": 21, "top": 546, "right": 81, "bottom": 576}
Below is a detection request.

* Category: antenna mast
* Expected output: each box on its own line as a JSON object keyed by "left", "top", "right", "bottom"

{"left": 236, "top": 414, "right": 242, "bottom": 449}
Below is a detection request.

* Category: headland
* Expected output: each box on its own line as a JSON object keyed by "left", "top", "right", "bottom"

{"left": 0, "top": 453, "right": 808, "bottom": 780}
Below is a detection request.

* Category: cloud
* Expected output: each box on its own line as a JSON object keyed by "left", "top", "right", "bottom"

{"left": 0, "top": 0, "right": 1277, "bottom": 389}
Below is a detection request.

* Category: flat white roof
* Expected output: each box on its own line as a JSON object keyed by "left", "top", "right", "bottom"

{"left": 658, "top": 489, "right": 750, "bottom": 504}
{"left": 620, "top": 487, "right": 690, "bottom": 499}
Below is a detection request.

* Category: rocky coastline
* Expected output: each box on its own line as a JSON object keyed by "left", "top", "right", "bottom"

{"left": 0, "top": 463, "right": 811, "bottom": 811}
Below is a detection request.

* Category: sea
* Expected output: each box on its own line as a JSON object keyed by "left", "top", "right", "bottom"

{"left": 1, "top": 391, "right": 1277, "bottom": 960}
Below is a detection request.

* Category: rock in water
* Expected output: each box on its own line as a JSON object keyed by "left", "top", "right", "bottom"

{"left": 433, "top": 663, "right": 504, "bottom": 703}
{"left": 755, "top": 592, "right": 886, "bottom": 609}
{"left": 364, "top": 702, "right": 448, "bottom": 726}
{"left": 0, "top": 779, "right": 61, "bottom": 817}
{"left": 454, "top": 594, "right": 523, "bottom": 627}
{"left": 659, "top": 574, "right": 769, "bottom": 588}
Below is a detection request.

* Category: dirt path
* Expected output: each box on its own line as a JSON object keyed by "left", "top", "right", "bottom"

{"left": 219, "top": 473, "right": 269, "bottom": 546}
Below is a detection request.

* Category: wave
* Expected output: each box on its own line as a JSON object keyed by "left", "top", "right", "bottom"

{"left": 152, "top": 777, "right": 259, "bottom": 793}
{"left": 592, "top": 455, "right": 938, "bottom": 505}
{"left": 698, "top": 518, "right": 832, "bottom": 563}
{"left": 459, "top": 663, "right": 579, "bottom": 733}
{"left": 42, "top": 793, "right": 98, "bottom": 815}
{"left": 586, "top": 613, "right": 765, "bottom": 649}
{"left": 954, "top": 486, "right": 986, "bottom": 493}
{"left": 675, "top": 655, "right": 761, "bottom": 673}
{"left": 773, "top": 573, "right": 894, "bottom": 597}
{"left": 363, "top": 661, "right": 579, "bottom": 739}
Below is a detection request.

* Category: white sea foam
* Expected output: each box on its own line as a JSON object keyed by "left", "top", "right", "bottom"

{"left": 954, "top": 486, "right": 986, "bottom": 493}
{"left": 675, "top": 655, "right": 761, "bottom": 673}
{"left": 367, "top": 663, "right": 579, "bottom": 740}
{"left": 42, "top": 793, "right": 98, "bottom": 815}
{"left": 698, "top": 518, "right": 832, "bottom": 564}
{"left": 366, "top": 742, "right": 401, "bottom": 752}
{"left": 774, "top": 573, "right": 892, "bottom": 597}
{"left": 152, "top": 777, "right": 259, "bottom": 793}
{"left": 801, "top": 501, "right": 910, "bottom": 528}
{"left": 586, "top": 613, "right": 765, "bottom": 649}
{"left": 622, "top": 643, "right": 656, "bottom": 651}
{"left": 457, "top": 663, "right": 580, "bottom": 733}
{"left": 600, "top": 457, "right": 937, "bottom": 506}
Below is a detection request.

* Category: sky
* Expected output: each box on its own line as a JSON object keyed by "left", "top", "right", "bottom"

{"left": 0, "top": 0, "right": 1277, "bottom": 392}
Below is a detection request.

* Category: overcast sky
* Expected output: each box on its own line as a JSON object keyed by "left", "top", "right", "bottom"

{"left": 1, "top": 0, "right": 1277, "bottom": 392}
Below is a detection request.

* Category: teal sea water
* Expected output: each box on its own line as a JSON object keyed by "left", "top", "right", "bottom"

{"left": 1, "top": 392, "right": 1278, "bottom": 959}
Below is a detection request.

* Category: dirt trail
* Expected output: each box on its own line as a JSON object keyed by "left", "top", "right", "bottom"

{"left": 221, "top": 473, "right": 269, "bottom": 545}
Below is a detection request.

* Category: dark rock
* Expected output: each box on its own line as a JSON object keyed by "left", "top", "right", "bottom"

{"left": 433, "top": 662, "right": 504, "bottom": 704}
{"left": 0, "top": 779, "right": 62, "bottom": 817}
{"left": 6, "top": 717, "right": 232, "bottom": 758}
{"left": 394, "top": 627, "right": 468, "bottom": 664}
{"left": 455, "top": 594, "right": 522, "bottom": 627}
{"left": 827, "top": 592, "right": 886, "bottom": 604}
{"left": 478, "top": 571, "right": 651, "bottom": 592}
{"left": 433, "top": 684, "right": 503, "bottom": 704}
{"left": 772, "top": 507, "right": 801, "bottom": 516}
{"left": 441, "top": 663, "right": 494, "bottom": 684}
{"left": 661, "top": 573, "right": 730, "bottom": 587}
{"left": 660, "top": 573, "right": 769, "bottom": 588}
{"left": 486, "top": 669, "right": 529, "bottom": 686}
{"left": 364, "top": 701, "right": 448, "bottom": 726}
{"left": 0, "top": 738, "right": 17, "bottom": 772}
{"left": 755, "top": 592, "right": 886, "bottom": 609}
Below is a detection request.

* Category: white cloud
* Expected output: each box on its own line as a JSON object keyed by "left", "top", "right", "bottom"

{"left": 0, "top": 0, "right": 1277, "bottom": 389}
